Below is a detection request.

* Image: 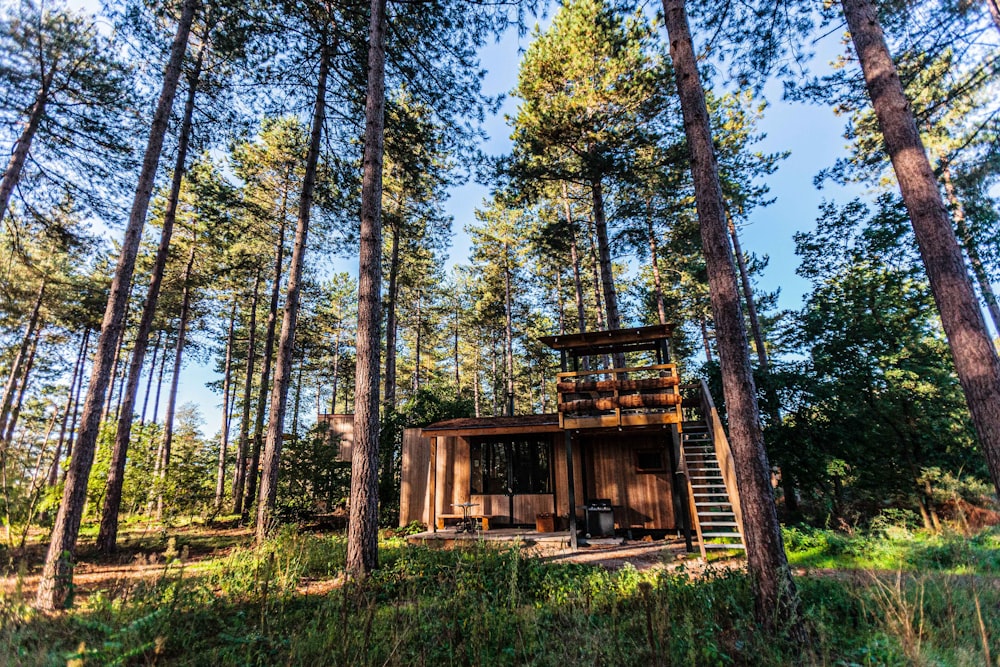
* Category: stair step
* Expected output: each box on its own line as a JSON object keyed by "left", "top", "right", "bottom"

{"left": 693, "top": 492, "right": 729, "bottom": 497}
{"left": 697, "top": 511, "right": 735, "bottom": 516}
{"left": 702, "top": 531, "right": 741, "bottom": 538}
{"left": 690, "top": 484, "right": 726, "bottom": 488}
{"left": 700, "top": 521, "right": 739, "bottom": 527}
{"left": 704, "top": 543, "right": 746, "bottom": 550}
{"left": 689, "top": 475, "right": 724, "bottom": 480}
{"left": 694, "top": 501, "right": 734, "bottom": 507}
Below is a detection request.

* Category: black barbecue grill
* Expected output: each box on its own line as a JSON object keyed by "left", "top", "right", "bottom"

{"left": 585, "top": 499, "right": 614, "bottom": 537}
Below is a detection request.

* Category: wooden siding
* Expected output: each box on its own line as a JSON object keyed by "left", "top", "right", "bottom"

{"left": 317, "top": 414, "right": 354, "bottom": 462}
{"left": 581, "top": 432, "right": 676, "bottom": 530}
{"left": 399, "top": 428, "right": 430, "bottom": 526}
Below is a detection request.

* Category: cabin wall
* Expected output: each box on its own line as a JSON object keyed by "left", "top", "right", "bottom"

{"left": 553, "top": 434, "right": 585, "bottom": 523}
{"left": 317, "top": 414, "right": 354, "bottom": 462}
{"left": 399, "top": 428, "right": 430, "bottom": 526}
{"left": 583, "top": 432, "right": 676, "bottom": 530}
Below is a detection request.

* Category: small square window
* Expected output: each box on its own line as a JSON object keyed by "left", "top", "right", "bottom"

{"left": 635, "top": 449, "right": 666, "bottom": 473}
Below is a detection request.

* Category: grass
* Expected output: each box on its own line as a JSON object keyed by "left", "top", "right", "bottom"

{"left": 0, "top": 524, "right": 997, "bottom": 665}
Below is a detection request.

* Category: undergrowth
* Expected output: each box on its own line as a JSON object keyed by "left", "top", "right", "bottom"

{"left": 0, "top": 526, "right": 997, "bottom": 665}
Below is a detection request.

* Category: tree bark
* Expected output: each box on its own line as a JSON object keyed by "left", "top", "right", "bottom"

{"left": 329, "top": 325, "right": 341, "bottom": 413}
{"left": 941, "top": 163, "right": 1000, "bottom": 337}
{"left": 662, "top": 0, "right": 804, "bottom": 639}
{"left": 646, "top": 201, "right": 668, "bottom": 326}
{"left": 140, "top": 330, "right": 162, "bottom": 425}
{"left": 728, "top": 211, "right": 768, "bottom": 372}
{"left": 591, "top": 180, "right": 621, "bottom": 330}
{"left": 151, "top": 332, "right": 169, "bottom": 425}
{"left": 97, "top": 49, "right": 203, "bottom": 552}
{"left": 842, "top": 0, "right": 1000, "bottom": 498}
{"left": 0, "top": 279, "right": 45, "bottom": 438}
{"left": 0, "top": 67, "right": 55, "bottom": 226}
{"left": 216, "top": 299, "right": 237, "bottom": 510}
{"left": 4, "top": 325, "right": 42, "bottom": 444}
{"left": 347, "top": 0, "right": 388, "bottom": 578}
{"left": 255, "top": 38, "right": 329, "bottom": 541}
{"left": 232, "top": 271, "right": 261, "bottom": 515}
{"left": 49, "top": 329, "right": 88, "bottom": 488}
{"left": 156, "top": 244, "right": 197, "bottom": 519}
{"left": 562, "top": 183, "right": 588, "bottom": 334}
{"left": 987, "top": 0, "right": 1000, "bottom": 36}
{"left": 383, "top": 219, "right": 400, "bottom": 413}
{"left": 35, "top": 0, "right": 197, "bottom": 609}
{"left": 504, "top": 243, "right": 515, "bottom": 416}
{"left": 412, "top": 293, "right": 422, "bottom": 393}
{"left": 102, "top": 296, "right": 131, "bottom": 424}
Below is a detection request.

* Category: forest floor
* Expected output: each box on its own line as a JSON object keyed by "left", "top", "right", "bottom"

{"left": 1, "top": 522, "right": 998, "bottom": 665}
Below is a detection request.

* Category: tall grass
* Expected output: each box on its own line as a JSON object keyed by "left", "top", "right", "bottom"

{"left": 1, "top": 528, "right": 997, "bottom": 665}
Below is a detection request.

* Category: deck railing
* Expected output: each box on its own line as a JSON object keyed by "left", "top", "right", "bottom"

{"left": 555, "top": 363, "right": 683, "bottom": 429}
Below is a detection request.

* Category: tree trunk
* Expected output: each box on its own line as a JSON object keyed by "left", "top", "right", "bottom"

{"left": 662, "top": 0, "right": 804, "bottom": 639}
{"left": 383, "top": 219, "right": 400, "bottom": 413}
{"left": 151, "top": 332, "right": 169, "bottom": 425}
{"left": 140, "top": 330, "right": 162, "bottom": 425}
{"left": 587, "top": 221, "right": 612, "bottom": 368}
{"left": 591, "top": 179, "right": 621, "bottom": 331}
{"left": 0, "top": 67, "right": 55, "bottom": 226}
{"left": 347, "top": 0, "right": 388, "bottom": 578}
{"left": 102, "top": 296, "right": 131, "bottom": 424}
{"left": 156, "top": 244, "right": 197, "bottom": 519}
{"left": 454, "top": 295, "right": 461, "bottom": 391}
{"left": 245, "top": 215, "right": 288, "bottom": 520}
{"left": 504, "top": 244, "right": 515, "bottom": 416}
{"left": 412, "top": 293, "right": 422, "bottom": 393}
{"left": 216, "top": 299, "right": 237, "bottom": 510}
{"left": 987, "top": 0, "right": 1000, "bottom": 35}
{"left": 255, "top": 38, "right": 328, "bottom": 541}
{"left": 4, "top": 325, "right": 42, "bottom": 445}
{"left": 232, "top": 271, "right": 261, "bottom": 515}
{"left": 474, "top": 346, "right": 481, "bottom": 417}
{"left": 291, "top": 348, "right": 305, "bottom": 438}
{"left": 555, "top": 270, "right": 565, "bottom": 335}
{"left": 330, "top": 325, "right": 341, "bottom": 413}
{"left": 35, "top": 0, "right": 197, "bottom": 610}
{"left": 646, "top": 201, "right": 668, "bottom": 326}
{"left": 97, "top": 50, "right": 203, "bottom": 552}
{"left": 728, "top": 211, "right": 768, "bottom": 372}
{"left": 700, "top": 316, "right": 714, "bottom": 362}
{"left": 842, "top": 0, "right": 1000, "bottom": 498}
{"left": 49, "top": 330, "right": 88, "bottom": 488}
{"left": 1, "top": 279, "right": 45, "bottom": 437}
{"left": 941, "top": 163, "right": 1000, "bottom": 337}
{"left": 563, "top": 183, "right": 588, "bottom": 334}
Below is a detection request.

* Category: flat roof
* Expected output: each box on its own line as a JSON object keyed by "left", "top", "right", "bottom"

{"left": 422, "top": 413, "right": 561, "bottom": 437}
{"left": 538, "top": 324, "right": 674, "bottom": 357}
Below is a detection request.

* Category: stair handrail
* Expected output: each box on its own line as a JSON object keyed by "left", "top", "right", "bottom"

{"left": 675, "top": 432, "right": 707, "bottom": 559}
{"left": 698, "top": 378, "right": 746, "bottom": 541}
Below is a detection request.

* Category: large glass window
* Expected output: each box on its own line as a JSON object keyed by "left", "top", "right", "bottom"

{"left": 471, "top": 437, "right": 552, "bottom": 495}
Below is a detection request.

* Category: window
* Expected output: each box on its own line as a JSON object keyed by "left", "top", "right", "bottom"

{"left": 471, "top": 437, "right": 552, "bottom": 494}
{"left": 635, "top": 448, "right": 666, "bottom": 473}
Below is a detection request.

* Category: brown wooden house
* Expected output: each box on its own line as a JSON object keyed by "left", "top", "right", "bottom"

{"left": 398, "top": 325, "right": 747, "bottom": 556}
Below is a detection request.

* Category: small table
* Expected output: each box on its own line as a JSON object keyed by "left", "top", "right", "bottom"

{"left": 452, "top": 502, "right": 480, "bottom": 533}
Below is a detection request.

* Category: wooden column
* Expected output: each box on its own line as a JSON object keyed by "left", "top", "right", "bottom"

{"left": 430, "top": 436, "right": 438, "bottom": 532}
{"left": 565, "top": 430, "right": 578, "bottom": 549}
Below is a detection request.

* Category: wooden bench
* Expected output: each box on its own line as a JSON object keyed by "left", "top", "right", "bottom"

{"left": 436, "top": 514, "right": 494, "bottom": 531}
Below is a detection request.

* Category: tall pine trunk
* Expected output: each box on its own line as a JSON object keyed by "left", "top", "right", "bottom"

{"left": 563, "top": 183, "right": 588, "bottom": 334}
{"left": 347, "top": 0, "right": 388, "bottom": 578}
{"left": 646, "top": 202, "right": 668, "bottom": 326}
{"left": 842, "top": 0, "right": 1000, "bottom": 498}
{"left": 216, "top": 299, "right": 237, "bottom": 510}
{"left": 97, "top": 50, "right": 203, "bottom": 552}
{"left": 4, "top": 326, "right": 42, "bottom": 444}
{"left": 383, "top": 219, "right": 400, "bottom": 413}
{"left": 941, "top": 163, "right": 1000, "bottom": 336}
{"left": 0, "top": 279, "right": 45, "bottom": 437}
{"left": 140, "top": 330, "right": 162, "bottom": 425}
{"left": 232, "top": 272, "right": 260, "bottom": 514}
{"left": 35, "top": 0, "right": 197, "bottom": 609}
{"left": 156, "top": 244, "right": 197, "bottom": 519}
{"left": 244, "top": 215, "right": 288, "bottom": 519}
{"left": 255, "top": 38, "right": 329, "bottom": 540}
{"left": 0, "top": 68, "right": 55, "bottom": 226}
{"left": 504, "top": 244, "right": 515, "bottom": 416}
{"left": 49, "top": 329, "right": 88, "bottom": 488}
{"left": 662, "top": 0, "right": 804, "bottom": 639}
{"left": 590, "top": 179, "right": 621, "bottom": 331}
{"left": 728, "top": 212, "right": 768, "bottom": 372}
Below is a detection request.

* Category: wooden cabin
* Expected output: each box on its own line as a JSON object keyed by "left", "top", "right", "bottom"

{"left": 398, "top": 325, "right": 746, "bottom": 554}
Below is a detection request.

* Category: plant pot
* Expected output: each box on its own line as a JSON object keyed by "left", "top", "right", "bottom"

{"left": 536, "top": 512, "right": 555, "bottom": 533}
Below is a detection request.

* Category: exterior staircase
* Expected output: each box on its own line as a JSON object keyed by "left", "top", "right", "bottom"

{"left": 680, "top": 419, "right": 745, "bottom": 556}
